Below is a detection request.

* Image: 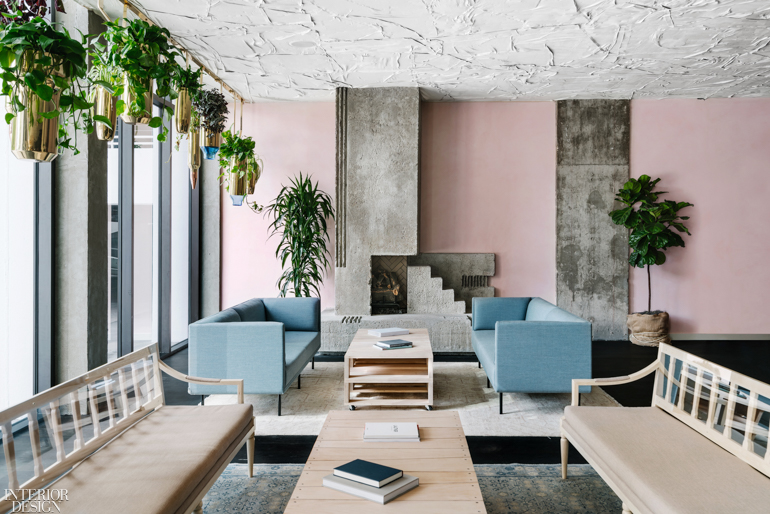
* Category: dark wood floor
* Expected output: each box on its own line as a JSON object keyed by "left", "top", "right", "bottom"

{"left": 163, "top": 340, "right": 770, "bottom": 464}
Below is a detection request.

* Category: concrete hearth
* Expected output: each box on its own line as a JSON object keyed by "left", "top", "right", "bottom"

{"left": 321, "top": 310, "right": 472, "bottom": 353}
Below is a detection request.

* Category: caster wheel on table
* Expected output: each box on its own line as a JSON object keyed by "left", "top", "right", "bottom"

{"left": 349, "top": 405, "right": 356, "bottom": 411}
{"left": 426, "top": 405, "right": 432, "bottom": 411}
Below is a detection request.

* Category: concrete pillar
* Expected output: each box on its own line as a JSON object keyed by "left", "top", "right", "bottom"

{"left": 199, "top": 158, "right": 221, "bottom": 318}
{"left": 53, "top": 7, "right": 109, "bottom": 382}
{"left": 334, "top": 88, "right": 421, "bottom": 315}
{"left": 556, "top": 100, "right": 630, "bottom": 340}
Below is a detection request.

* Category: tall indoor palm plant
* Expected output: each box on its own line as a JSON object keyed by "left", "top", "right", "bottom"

{"left": 263, "top": 173, "right": 334, "bottom": 297}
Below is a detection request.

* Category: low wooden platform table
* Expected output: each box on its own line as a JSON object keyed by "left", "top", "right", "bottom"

{"left": 344, "top": 328, "right": 433, "bottom": 410}
{"left": 285, "top": 410, "right": 486, "bottom": 513}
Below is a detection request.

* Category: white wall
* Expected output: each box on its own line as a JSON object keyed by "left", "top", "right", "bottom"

{"left": 0, "top": 118, "right": 36, "bottom": 411}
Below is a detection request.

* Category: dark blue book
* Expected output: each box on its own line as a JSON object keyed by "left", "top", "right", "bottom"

{"left": 333, "top": 459, "right": 403, "bottom": 488}
{"left": 377, "top": 339, "right": 413, "bottom": 348}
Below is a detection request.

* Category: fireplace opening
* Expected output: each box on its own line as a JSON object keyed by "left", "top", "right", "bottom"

{"left": 370, "top": 256, "right": 408, "bottom": 315}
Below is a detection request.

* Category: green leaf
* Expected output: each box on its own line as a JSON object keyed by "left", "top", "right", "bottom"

{"left": 5, "top": 112, "right": 15, "bottom": 124}
{"left": 93, "top": 114, "right": 113, "bottom": 128}
{"left": 39, "top": 110, "right": 60, "bottom": 119}
{"left": 35, "top": 83, "right": 54, "bottom": 102}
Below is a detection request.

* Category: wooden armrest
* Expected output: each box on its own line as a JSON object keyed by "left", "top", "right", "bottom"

{"left": 571, "top": 360, "right": 660, "bottom": 406}
{"left": 158, "top": 360, "right": 245, "bottom": 404}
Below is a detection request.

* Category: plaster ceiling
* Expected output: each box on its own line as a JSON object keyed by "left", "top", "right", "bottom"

{"left": 76, "top": 0, "right": 770, "bottom": 102}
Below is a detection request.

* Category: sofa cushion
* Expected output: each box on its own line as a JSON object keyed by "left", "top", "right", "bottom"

{"left": 52, "top": 405, "right": 253, "bottom": 514}
{"left": 231, "top": 298, "right": 266, "bottom": 322}
{"left": 472, "top": 297, "right": 531, "bottom": 330}
{"left": 471, "top": 330, "right": 496, "bottom": 386}
{"left": 196, "top": 307, "right": 241, "bottom": 324}
{"left": 285, "top": 331, "right": 321, "bottom": 388}
{"left": 525, "top": 297, "right": 556, "bottom": 321}
{"left": 562, "top": 406, "right": 770, "bottom": 514}
{"left": 263, "top": 297, "right": 320, "bottom": 332}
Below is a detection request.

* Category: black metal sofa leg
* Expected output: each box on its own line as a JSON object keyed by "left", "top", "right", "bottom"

{"left": 278, "top": 395, "right": 281, "bottom": 416}
{"left": 499, "top": 393, "right": 503, "bottom": 415}
{"left": 487, "top": 377, "right": 490, "bottom": 388}
{"left": 478, "top": 361, "right": 481, "bottom": 369}
{"left": 312, "top": 356, "right": 315, "bottom": 369}
{"left": 298, "top": 375, "right": 301, "bottom": 389}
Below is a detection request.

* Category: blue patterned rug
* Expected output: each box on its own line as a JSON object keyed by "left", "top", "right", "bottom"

{"left": 203, "top": 464, "right": 622, "bottom": 513}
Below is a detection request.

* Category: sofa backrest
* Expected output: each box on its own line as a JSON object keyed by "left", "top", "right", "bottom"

{"left": 653, "top": 343, "right": 770, "bottom": 479}
{"left": 262, "top": 297, "right": 320, "bottom": 332}
{"left": 231, "top": 298, "right": 266, "bottom": 322}
{"left": 472, "top": 297, "right": 531, "bottom": 330}
{"left": 195, "top": 307, "right": 241, "bottom": 325}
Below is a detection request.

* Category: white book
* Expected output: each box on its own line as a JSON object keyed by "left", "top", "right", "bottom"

{"left": 364, "top": 422, "right": 420, "bottom": 441}
{"left": 368, "top": 327, "right": 410, "bottom": 337}
{"left": 323, "top": 474, "right": 419, "bottom": 504}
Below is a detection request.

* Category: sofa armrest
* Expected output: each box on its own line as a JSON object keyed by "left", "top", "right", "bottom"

{"left": 495, "top": 321, "right": 592, "bottom": 393}
{"left": 262, "top": 298, "right": 320, "bottom": 331}
{"left": 472, "top": 297, "right": 531, "bottom": 330}
{"left": 189, "top": 322, "right": 286, "bottom": 395}
{"left": 571, "top": 359, "right": 660, "bottom": 406}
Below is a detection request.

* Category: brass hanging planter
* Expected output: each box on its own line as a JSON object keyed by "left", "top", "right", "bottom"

{"left": 247, "top": 161, "right": 262, "bottom": 195}
{"left": 228, "top": 157, "right": 249, "bottom": 206}
{"left": 92, "top": 85, "right": 117, "bottom": 141}
{"left": 120, "top": 74, "right": 153, "bottom": 125}
{"left": 10, "top": 80, "right": 63, "bottom": 162}
{"left": 188, "top": 126, "right": 202, "bottom": 189}
{"left": 201, "top": 127, "right": 221, "bottom": 160}
{"left": 175, "top": 87, "right": 192, "bottom": 134}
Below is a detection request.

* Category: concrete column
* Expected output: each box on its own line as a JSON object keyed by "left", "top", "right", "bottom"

{"left": 199, "top": 158, "right": 221, "bottom": 318}
{"left": 53, "top": 8, "right": 109, "bottom": 382}
{"left": 556, "top": 100, "right": 629, "bottom": 340}
{"left": 334, "top": 88, "right": 421, "bottom": 315}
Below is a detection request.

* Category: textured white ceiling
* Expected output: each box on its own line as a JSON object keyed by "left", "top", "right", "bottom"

{"left": 76, "top": 0, "right": 770, "bottom": 102}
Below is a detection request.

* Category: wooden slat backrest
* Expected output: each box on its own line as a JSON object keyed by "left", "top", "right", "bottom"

{"left": 0, "top": 344, "right": 165, "bottom": 506}
{"left": 653, "top": 343, "right": 770, "bottom": 478}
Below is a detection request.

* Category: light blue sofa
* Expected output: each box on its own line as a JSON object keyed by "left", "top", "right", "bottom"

{"left": 188, "top": 297, "right": 320, "bottom": 415}
{"left": 471, "top": 297, "right": 592, "bottom": 414}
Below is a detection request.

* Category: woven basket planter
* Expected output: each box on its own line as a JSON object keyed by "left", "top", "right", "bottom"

{"left": 627, "top": 312, "right": 671, "bottom": 347}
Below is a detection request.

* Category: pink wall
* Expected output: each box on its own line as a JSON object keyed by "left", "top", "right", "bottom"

{"left": 221, "top": 102, "right": 336, "bottom": 310}
{"left": 420, "top": 102, "right": 557, "bottom": 302}
{"left": 630, "top": 98, "right": 770, "bottom": 334}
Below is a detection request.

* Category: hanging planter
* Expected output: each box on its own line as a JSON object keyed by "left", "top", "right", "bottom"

{"left": 91, "top": 85, "right": 117, "bottom": 141}
{"left": 1, "top": 9, "right": 95, "bottom": 161}
{"left": 87, "top": 46, "right": 122, "bottom": 141}
{"left": 119, "top": 75, "right": 153, "bottom": 125}
{"left": 175, "top": 87, "right": 192, "bottom": 133}
{"left": 172, "top": 67, "right": 202, "bottom": 135}
{"left": 218, "top": 130, "right": 262, "bottom": 207}
{"left": 188, "top": 125, "right": 202, "bottom": 188}
{"left": 103, "top": 19, "right": 180, "bottom": 141}
{"left": 193, "top": 89, "right": 228, "bottom": 160}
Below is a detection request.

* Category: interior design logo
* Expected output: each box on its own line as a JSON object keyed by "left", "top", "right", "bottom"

{"left": 5, "top": 489, "right": 68, "bottom": 513}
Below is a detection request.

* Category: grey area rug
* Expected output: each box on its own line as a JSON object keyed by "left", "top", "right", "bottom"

{"left": 203, "top": 464, "right": 622, "bottom": 513}
{"left": 204, "top": 362, "right": 620, "bottom": 436}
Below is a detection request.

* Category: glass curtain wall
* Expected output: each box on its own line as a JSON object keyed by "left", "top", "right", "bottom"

{"left": 107, "top": 125, "right": 120, "bottom": 361}
{"left": 171, "top": 118, "right": 190, "bottom": 345}
{"left": 0, "top": 118, "right": 36, "bottom": 411}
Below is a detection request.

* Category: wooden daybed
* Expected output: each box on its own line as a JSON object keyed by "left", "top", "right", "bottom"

{"left": 0, "top": 344, "right": 254, "bottom": 514}
{"left": 562, "top": 343, "right": 770, "bottom": 513}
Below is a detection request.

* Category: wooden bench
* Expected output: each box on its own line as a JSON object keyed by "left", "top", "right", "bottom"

{"left": 0, "top": 344, "right": 255, "bottom": 514}
{"left": 561, "top": 343, "right": 770, "bottom": 514}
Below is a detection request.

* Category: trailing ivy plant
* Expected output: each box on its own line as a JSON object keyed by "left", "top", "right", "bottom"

{"left": 101, "top": 18, "right": 180, "bottom": 141}
{"left": 609, "top": 175, "right": 693, "bottom": 312}
{"left": 0, "top": 4, "right": 95, "bottom": 154}
{"left": 262, "top": 173, "right": 335, "bottom": 297}
{"left": 0, "top": 0, "right": 64, "bottom": 25}
{"left": 172, "top": 65, "right": 202, "bottom": 97}
{"left": 218, "top": 129, "right": 261, "bottom": 184}
{"left": 193, "top": 88, "right": 228, "bottom": 133}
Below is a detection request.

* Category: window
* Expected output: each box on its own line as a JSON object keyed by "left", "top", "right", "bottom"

{"left": 171, "top": 117, "right": 191, "bottom": 346}
{"left": 0, "top": 118, "right": 36, "bottom": 411}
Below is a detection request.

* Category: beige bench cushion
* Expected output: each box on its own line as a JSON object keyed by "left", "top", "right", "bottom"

{"left": 563, "top": 406, "right": 770, "bottom": 514}
{"left": 52, "top": 404, "right": 253, "bottom": 514}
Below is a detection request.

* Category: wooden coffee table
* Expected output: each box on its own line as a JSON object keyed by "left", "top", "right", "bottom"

{"left": 344, "top": 328, "right": 433, "bottom": 410}
{"left": 284, "top": 410, "right": 486, "bottom": 513}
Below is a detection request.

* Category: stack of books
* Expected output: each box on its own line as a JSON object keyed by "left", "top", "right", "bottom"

{"left": 373, "top": 339, "right": 413, "bottom": 351}
{"left": 323, "top": 459, "right": 419, "bottom": 504}
{"left": 364, "top": 422, "right": 420, "bottom": 442}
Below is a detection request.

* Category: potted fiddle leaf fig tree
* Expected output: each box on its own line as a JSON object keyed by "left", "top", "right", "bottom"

{"left": 1, "top": 1, "right": 95, "bottom": 161}
{"left": 218, "top": 129, "right": 262, "bottom": 206}
{"left": 261, "top": 173, "right": 335, "bottom": 297}
{"left": 609, "top": 175, "right": 693, "bottom": 346}
{"left": 193, "top": 88, "right": 228, "bottom": 159}
{"left": 102, "top": 18, "right": 179, "bottom": 141}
